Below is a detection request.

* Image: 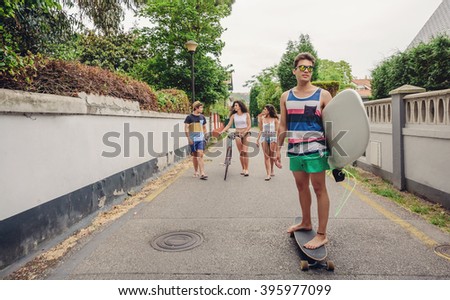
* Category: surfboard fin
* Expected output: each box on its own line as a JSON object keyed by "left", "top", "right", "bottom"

{"left": 332, "top": 168, "right": 345, "bottom": 182}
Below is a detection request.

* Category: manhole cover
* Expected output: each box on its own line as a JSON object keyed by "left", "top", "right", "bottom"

{"left": 151, "top": 231, "right": 203, "bottom": 252}
{"left": 434, "top": 245, "right": 450, "bottom": 259}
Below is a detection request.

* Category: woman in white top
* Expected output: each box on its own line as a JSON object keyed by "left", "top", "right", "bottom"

{"left": 257, "top": 104, "right": 282, "bottom": 180}
{"left": 220, "top": 100, "right": 251, "bottom": 176}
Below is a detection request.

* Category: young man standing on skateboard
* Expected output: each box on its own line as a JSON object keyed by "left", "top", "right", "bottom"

{"left": 185, "top": 101, "right": 208, "bottom": 180}
{"left": 276, "top": 52, "right": 332, "bottom": 249}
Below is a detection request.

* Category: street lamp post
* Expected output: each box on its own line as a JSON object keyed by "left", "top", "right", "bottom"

{"left": 185, "top": 40, "right": 198, "bottom": 103}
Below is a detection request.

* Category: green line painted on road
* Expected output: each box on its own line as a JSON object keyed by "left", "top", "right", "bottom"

{"left": 341, "top": 181, "right": 438, "bottom": 249}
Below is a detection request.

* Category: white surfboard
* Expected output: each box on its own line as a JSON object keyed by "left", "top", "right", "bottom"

{"left": 322, "top": 89, "right": 370, "bottom": 169}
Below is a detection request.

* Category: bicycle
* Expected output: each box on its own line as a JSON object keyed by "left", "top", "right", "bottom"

{"left": 223, "top": 132, "right": 236, "bottom": 181}
{"left": 223, "top": 131, "right": 252, "bottom": 180}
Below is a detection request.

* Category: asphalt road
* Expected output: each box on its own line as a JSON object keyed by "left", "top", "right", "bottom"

{"left": 36, "top": 133, "right": 450, "bottom": 279}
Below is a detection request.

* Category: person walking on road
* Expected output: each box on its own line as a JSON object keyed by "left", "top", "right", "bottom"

{"left": 256, "top": 104, "right": 282, "bottom": 181}
{"left": 276, "top": 52, "right": 332, "bottom": 249}
{"left": 220, "top": 100, "right": 251, "bottom": 176}
{"left": 185, "top": 101, "right": 208, "bottom": 180}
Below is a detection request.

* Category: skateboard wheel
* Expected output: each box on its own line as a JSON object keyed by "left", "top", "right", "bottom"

{"left": 300, "top": 260, "right": 309, "bottom": 271}
{"left": 326, "top": 260, "right": 335, "bottom": 271}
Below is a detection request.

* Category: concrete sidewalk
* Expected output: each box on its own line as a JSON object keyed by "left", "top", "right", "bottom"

{"left": 23, "top": 134, "right": 450, "bottom": 279}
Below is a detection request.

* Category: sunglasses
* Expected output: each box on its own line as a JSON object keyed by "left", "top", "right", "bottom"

{"left": 295, "top": 65, "right": 314, "bottom": 72}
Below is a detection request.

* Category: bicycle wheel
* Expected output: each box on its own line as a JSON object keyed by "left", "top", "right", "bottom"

{"left": 224, "top": 147, "right": 232, "bottom": 180}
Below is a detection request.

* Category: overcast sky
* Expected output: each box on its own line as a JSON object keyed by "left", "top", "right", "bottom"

{"left": 219, "top": 0, "right": 442, "bottom": 92}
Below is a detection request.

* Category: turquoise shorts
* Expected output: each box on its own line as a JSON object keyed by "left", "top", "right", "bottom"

{"left": 288, "top": 151, "right": 330, "bottom": 173}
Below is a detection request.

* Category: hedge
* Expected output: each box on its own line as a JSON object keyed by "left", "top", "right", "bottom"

{"left": 312, "top": 81, "right": 340, "bottom": 97}
{"left": 156, "top": 89, "right": 190, "bottom": 114}
{"left": 371, "top": 35, "right": 450, "bottom": 99}
{"left": 0, "top": 54, "right": 178, "bottom": 112}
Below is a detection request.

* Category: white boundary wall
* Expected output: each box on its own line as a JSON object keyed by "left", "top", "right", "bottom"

{"left": 357, "top": 88, "right": 450, "bottom": 208}
{"left": 0, "top": 89, "right": 188, "bottom": 221}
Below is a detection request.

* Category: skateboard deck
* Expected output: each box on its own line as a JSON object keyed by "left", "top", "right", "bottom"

{"left": 291, "top": 217, "right": 334, "bottom": 271}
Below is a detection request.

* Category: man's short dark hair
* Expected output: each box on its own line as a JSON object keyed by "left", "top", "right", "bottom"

{"left": 293, "top": 52, "right": 316, "bottom": 68}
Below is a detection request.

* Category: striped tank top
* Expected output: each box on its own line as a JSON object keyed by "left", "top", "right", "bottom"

{"left": 286, "top": 88, "right": 327, "bottom": 155}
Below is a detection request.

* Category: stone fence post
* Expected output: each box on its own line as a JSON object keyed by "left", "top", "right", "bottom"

{"left": 389, "top": 85, "right": 425, "bottom": 190}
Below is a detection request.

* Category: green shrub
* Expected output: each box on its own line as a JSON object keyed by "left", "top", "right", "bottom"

{"left": 313, "top": 81, "right": 340, "bottom": 97}
{"left": 209, "top": 99, "right": 230, "bottom": 121}
{"left": 0, "top": 56, "right": 159, "bottom": 111}
{"left": 156, "top": 89, "right": 190, "bottom": 114}
{"left": 78, "top": 32, "right": 147, "bottom": 73}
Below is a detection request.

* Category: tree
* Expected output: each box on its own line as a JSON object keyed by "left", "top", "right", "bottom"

{"left": 317, "top": 59, "right": 353, "bottom": 90}
{"left": 277, "top": 34, "right": 319, "bottom": 92}
{"left": 77, "top": 32, "right": 147, "bottom": 73}
{"left": 1, "top": 0, "right": 146, "bottom": 60}
{"left": 248, "top": 85, "right": 260, "bottom": 119}
{"left": 1, "top": 1, "right": 75, "bottom": 55}
{"left": 0, "top": 0, "right": 75, "bottom": 75}
{"left": 67, "top": 0, "right": 145, "bottom": 35}
{"left": 135, "top": 0, "right": 234, "bottom": 107}
{"left": 1, "top": 0, "right": 143, "bottom": 74}
{"left": 246, "top": 66, "right": 282, "bottom": 114}
{"left": 255, "top": 66, "right": 282, "bottom": 112}
{"left": 371, "top": 35, "right": 450, "bottom": 99}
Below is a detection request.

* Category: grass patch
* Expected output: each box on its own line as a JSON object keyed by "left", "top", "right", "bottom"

{"left": 370, "top": 186, "right": 404, "bottom": 203}
{"left": 345, "top": 166, "right": 450, "bottom": 233}
{"left": 411, "top": 204, "right": 430, "bottom": 215}
{"left": 430, "top": 216, "right": 447, "bottom": 227}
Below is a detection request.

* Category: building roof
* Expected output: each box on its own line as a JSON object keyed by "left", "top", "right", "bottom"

{"left": 355, "top": 89, "right": 372, "bottom": 98}
{"left": 352, "top": 79, "right": 372, "bottom": 89}
{"left": 408, "top": 0, "right": 450, "bottom": 49}
{"left": 352, "top": 78, "right": 372, "bottom": 98}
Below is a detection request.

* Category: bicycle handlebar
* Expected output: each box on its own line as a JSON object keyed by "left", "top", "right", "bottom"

{"left": 223, "top": 131, "right": 251, "bottom": 139}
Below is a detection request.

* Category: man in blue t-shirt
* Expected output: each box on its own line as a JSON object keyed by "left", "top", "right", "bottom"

{"left": 184, "top": 101, "right": 208, "bottom": 180}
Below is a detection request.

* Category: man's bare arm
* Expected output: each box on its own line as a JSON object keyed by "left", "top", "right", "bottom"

{"left": 320, "top": 89, "right": 333, "bottom": 110}
{"left": 185, "top": 123, "right": 192, "bottom": 144}
{"left": 277, "top": 91, "right": 288, "bottom": 147}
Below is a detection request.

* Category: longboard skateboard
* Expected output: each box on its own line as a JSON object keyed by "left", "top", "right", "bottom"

{"left": 290, "top": 217, "right": 334, "bottom": 271}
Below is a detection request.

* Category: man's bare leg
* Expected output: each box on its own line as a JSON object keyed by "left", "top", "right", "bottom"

{"left": 304, "top": 171, "right": 329, "bottom": 249}
{"left": 192, "top": 152, "right": 199, "bottom": 176}
{"left": 288, "top": 171, "right": 313, "bottom": 233}
{"left": 197, "top": 150, "right": 206, "bottom": 176}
